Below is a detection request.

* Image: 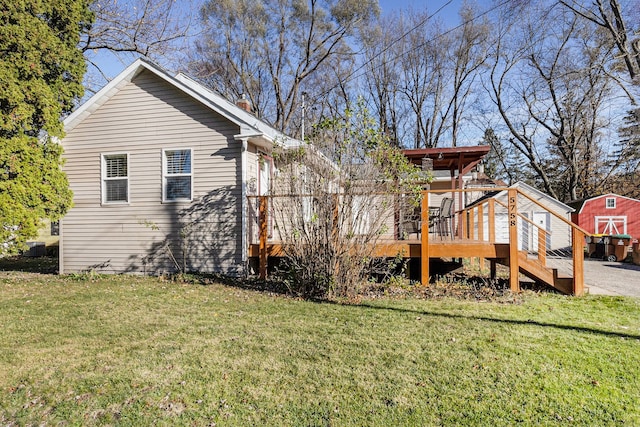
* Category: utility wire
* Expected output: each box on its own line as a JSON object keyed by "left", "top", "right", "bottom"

{"left": 317, "top": 0, "right": 512, "bottom": 99}
{"left": 358, "top": 0, "right": 453, "bottom": 65}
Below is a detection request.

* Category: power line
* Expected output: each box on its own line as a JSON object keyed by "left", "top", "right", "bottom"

{"left": 317, "top": 0, "right": 512, "bottom": 100}
{"left": 358, "top": 0, "right": 453, "bottom": 71}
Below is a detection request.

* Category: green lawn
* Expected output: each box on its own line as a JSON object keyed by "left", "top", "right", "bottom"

{"left": 0, "top": 270, "right": 639, "bottom": 426}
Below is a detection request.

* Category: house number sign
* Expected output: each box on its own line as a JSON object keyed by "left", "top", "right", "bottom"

{"left": 509, "top": 196, "right": 517, "bottom": 227}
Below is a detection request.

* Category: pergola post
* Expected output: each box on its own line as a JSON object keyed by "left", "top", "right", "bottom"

{"left": 421, "top": 190, "right": 430, "bottom": 286}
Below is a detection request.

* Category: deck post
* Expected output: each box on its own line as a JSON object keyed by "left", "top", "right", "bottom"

{"left": 421, "top": 191, "right": 430, "bottom": 286}
{"left": 508, "top": 189, "right": 520, "bottom": 292}
{"left": 572, "top": 228, "right": 585, "bottom": 296}
{"left": 259, "top": 195, "right": 268, "bottom": 280}
{"left": 478, "top": 204, "right": 485, "bottom": 270}
{"left": 488, "top": 199, "right": 495, "bottom": 243}
{"left": 538, "top": 228, "right": 546, "bottom": 265}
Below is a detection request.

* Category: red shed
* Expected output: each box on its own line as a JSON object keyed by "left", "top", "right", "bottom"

{"left": 570, "top": 193, "right": 640, "bottom": 238}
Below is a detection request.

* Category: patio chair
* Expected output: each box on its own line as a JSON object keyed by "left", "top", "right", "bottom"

{"left": 401, "top": 205, "right": 421, "bottom": 240}
{"left": 435, "top": 197, "right": 454, "bottom": 238}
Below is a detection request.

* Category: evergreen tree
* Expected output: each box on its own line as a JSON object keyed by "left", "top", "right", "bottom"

{"left": 480, "top": 128, "right": 529, "bottom": 185}
{"left": 615, "top": 109, "right": 640, "bottom": 173}
{"left": 0, "top": 0, "right": 93, "bottom": 253}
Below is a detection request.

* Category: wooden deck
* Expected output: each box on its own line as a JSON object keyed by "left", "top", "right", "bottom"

{"left": 249, "top": 188, "right": 588, "bottom": 295}
{"left": 249, "top": 239, "right": 510, "bottom": 259}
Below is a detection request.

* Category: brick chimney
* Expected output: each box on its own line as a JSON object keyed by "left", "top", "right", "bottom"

{"left": 236, "top": 94, "right": 251, "bottom": 112}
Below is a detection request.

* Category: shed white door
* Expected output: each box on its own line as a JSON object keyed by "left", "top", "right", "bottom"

{"left": 532, "top": 212, "right": 551, "bottom": 251}
{"left": 595, "top": 216, "right": 627, "bottom": 235}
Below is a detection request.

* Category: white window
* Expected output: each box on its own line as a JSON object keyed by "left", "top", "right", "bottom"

{"left": 102, "top": 153, "right": 129, "bottom": 203}
{"left": 606, "top": 197, "right": 616, "bottom": 209}
{"left": 258, "top": 153, "right": 272, "bottom": 196}
{"left": 163, "top": 149, "right": 192, "bottom": 202}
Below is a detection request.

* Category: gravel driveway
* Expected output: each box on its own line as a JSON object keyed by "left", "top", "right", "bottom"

{"left": 583, "top": 258, "right": 640, "bottom": 297}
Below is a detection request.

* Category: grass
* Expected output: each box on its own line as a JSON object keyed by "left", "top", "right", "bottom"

{"left": 0, "top": 267, "right": 639, "bottom": 425}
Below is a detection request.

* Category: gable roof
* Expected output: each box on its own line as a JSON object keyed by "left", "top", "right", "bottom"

{"left": 467, "top": 181, "right": 574, "bottom": 213}
{"left": 568, "top": 193, "right": 640, "bottom": 214}
{"left": 507, "top": 181, "right": 574, "bottom": 213}
{"left": 63, "top": 58, "right": 301, "bottom": 149}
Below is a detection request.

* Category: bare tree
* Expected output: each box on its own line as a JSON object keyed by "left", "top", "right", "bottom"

{"left": 360, "top": 13, "right": 406, "bottom": 145}
{"left": 488, "top": 4, "right": 615, "bottom": 201}
{"left": 399, "top": 12, "right": 450, "bottom": 148}
{"left": 189, "top": 0, "right": 378, "bottom": 135}
{"left": 559, "top": 0, "right": 639, "bottom": 86}
{"left": 448, "top": 2, "right": 490, "bottom": 146}
{"left": 359, "top": 3, "right": 489, "bottom": 148}
{"left": 559, "top": 0, "right": 640, "bottom": 189}
{"left": 270, "top": 103, "right": 425, "bottom": 298}
{"left": 81, "top": 0, "right": 198, "bottom": 92}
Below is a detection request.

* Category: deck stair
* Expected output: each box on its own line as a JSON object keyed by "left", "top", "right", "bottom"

{"left": 514, "top": 252, "right": 574, "bottom": 294}
{"left": 455, "top": 187, "right": 587, "bottom": 295}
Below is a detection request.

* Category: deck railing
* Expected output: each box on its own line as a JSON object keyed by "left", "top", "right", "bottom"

{"left": 248, "top": 187, "right": 589, "bottom": 294}
{"left": 456, "top": 187, "right": 587, "bottom": 294}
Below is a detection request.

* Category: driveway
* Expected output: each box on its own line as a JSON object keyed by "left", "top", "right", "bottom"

{"left": 583, "top": 258, "right": 640, "bottom": 297}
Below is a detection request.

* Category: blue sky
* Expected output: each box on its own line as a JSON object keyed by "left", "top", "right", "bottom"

{"left": 87, "top": 0, "right": 487, "bottom": 88}
{"left": 378, "top": 0, "right": 470, "bottom": 23}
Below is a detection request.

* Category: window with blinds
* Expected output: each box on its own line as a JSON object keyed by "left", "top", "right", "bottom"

{"left": 102, "top": 153, "right": 129, "bottom": 203}
{"left": 163, "top": 149, "right": 192, "bottom": 201}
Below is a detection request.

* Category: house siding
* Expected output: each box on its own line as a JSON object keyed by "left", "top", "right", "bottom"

{"left": 61, "top": 69, "right": 246, "bottom": 275}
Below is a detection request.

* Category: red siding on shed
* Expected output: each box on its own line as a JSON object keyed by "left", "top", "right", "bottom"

{"left": 571, "top": 194, "right": 640, "bottom": 238}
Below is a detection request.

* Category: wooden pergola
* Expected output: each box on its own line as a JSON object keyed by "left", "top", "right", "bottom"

{"left": 403, "top": 145, "right": 492, "bottom": 238}
{"left": 402, "top": 145, "right": 491, "bottom": 187}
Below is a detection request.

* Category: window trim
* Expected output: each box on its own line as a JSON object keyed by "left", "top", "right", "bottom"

{"left": 605, "top": 197, "right": 616, "bottom": 209}
{"left": 101, "top": 152, "right": 130, "bottom": 205}
{"left": 162, "top": 148, "right": 193, "bottom": 203}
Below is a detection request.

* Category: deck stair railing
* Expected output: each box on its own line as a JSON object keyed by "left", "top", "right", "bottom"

{"left": 457, "top": 187, "right": 588, "bottom": 295}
